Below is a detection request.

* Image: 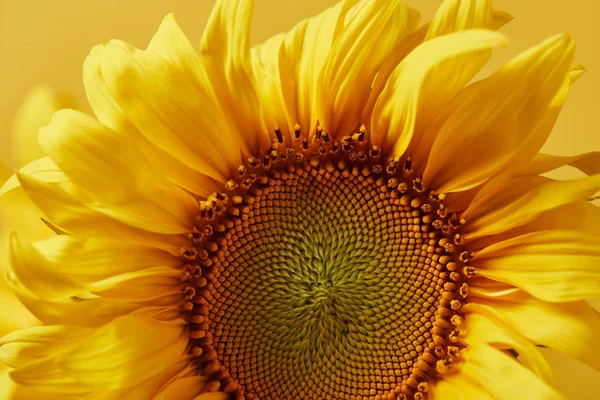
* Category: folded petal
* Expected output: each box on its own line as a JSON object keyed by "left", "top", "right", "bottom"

{"left": 200, "top": 0, "right": 268, "bottom": 154}
{"left": 462, "top": 173, "right": 600, "bottom": 240}
{"left": 93, "top": 40, "right": 241, "bottom": 181}
{"left": 16, "top": 171, "right": 187, "bottom": 253}
{"left": 317, "top": 0, "right": 419, "bottom": 136}
{"left": 472, "top": 230, "right": 600, "bottom": 302}
{"left": 459, "top": 343, "right": 564, "bottom": 400}
{"left": 10, "top": 87, "right": 70, "bottom": 168}
{"left": 83, "top": 45, "right": 221, "bottom": 198}
{"left": 423, "top": 34, "right": 575, "bottom": 193}
{"left": 6, "top": 314, "right": 188, "bottom": 391}
{"left": 461, "top": 306, "right": 554, "bottom": 383}
{"left": 39, "top": 109, "right": 199, "bottom": 234}
{"left": 370, "top": 29, "right": 507, "bottom": 157}
{"left": 470, "top": 291, "right": 600, "bottom": 372}
{"left": 277, "top": 1, "right": 358, "bottom": 137}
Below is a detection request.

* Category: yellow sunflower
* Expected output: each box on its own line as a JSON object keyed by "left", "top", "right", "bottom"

{"left": 1, "top": 0, "right": 599, "bottom": 399}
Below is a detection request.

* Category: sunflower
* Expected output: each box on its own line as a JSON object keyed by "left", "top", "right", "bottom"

{"left": 1, "top": 0, "right": 599, "bottom": 399}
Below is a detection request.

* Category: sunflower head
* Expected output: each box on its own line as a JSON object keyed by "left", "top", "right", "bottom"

{"left": 1, "top": 0, "right": 599, "bottom": 399}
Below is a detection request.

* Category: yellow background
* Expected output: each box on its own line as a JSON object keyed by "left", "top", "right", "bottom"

{"left": 0, "top": 0, "right": 598, "bottom": 398}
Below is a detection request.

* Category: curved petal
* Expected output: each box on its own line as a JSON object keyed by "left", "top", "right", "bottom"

{"left": 147, "top": 13, "right": 207, "bottom": 86}
{"left": 4, "top": 315, "right": 188, "bottom": 392}
{"left": 459, "top": 343, "right": 564, "bottom": 400}
{"left": 154, "top": 376, "right": 207, "bottom": 400}
{"left": 316, "top": 0, "right": 419, "bottom": 136}
{"left": 250, "top": 34, "right": 290, "bottom": 142}
{"left": 39, "top": 110, "right": 199, "bottom": 235}
{"left": 33, "top": 235, "right": 181, "bottom": 283}
{"left": 92, "top": 40, "right": 241, "bottom": 181}
{"left": 10, "top": 86, "right": 70, "bottom": 168}
{"left": 277, "top": 0, "right": 359, "bottom": 137}
{"left": 423, "top": 34, "right": 575, "bottom": 193}
{"left": 83, "top": 44, "right": 221, "bottom": 198}
{"left": 200, "top": 0, "right": 267, "bottom": 155}
{"left": 16, "top": 170, "right": 187, "bottom": 253}
{"left": 370, "top": 29, "right": 507, "bottom": 156}
{"left": 463, "top": 173, "right": 600, "bottom": 240}
{"left": 472, "top": 230, "right": 600, "bottom": 302}
{"left": 470, "top": 290, "right": 600, "bottom": 372}
{"left": 461, "top": 306, "right": 554, "bottom": 383}
{"left": 430, "top": 374, "right": 494, "bottom": 400}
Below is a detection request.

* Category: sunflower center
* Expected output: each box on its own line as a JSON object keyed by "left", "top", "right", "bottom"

{"left": 183, "top": 129, "right": 470, "bottom": 400}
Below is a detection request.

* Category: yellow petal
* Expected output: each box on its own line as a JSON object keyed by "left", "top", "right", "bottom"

{"left": 83, "top": 45, "right": 221, "bottom": 198}
{"left": 33, "top": 235, "right": 180, "bottom": 284}
{"left": 317, "top": 0, "right": 419, "bottom": 136}
{"left": 473, "top": 230, "right": 600, "bottom": 302}
{"left": 370, "top": 29, "right": 507, "bottom": 157}
{"left": 193, "top": 392, "right": 229, "bottom": 400}
{"left": 0, "top": 157, "right": 62, "bottom": 198}
{"left": 8, "top": 232, "right": 82, "bottom": 301}
{"left": 39, "top": 109, "right": 198, "bottom": 234}
{"left": 1, "top": 369, "right": 68, "bottom": 400}
{"left": 461, "top": 306, "right": 554, "bottom": 383}
{"left": 430, "top": 374, "right": 494, "bottom": 400}
{"left": 513, "top": 151, "right": 600, "bottom": 178}
{"left": 154, "top": 376, "right": 207, "bottom": 400}
{"left": 277, "top": 1, "right": 357, "bottom": 137}
{"left": 8, "top": 315, "right": 187, "bottom": 391}
{"left": 426, "top": 0, "right": 496, "bottom": 39}
{"left": 147, "top": 13, "right": 207, "bottom": 86}
{"left": 10, "top": 86, "right": 70, "bottom": 168}
{"left": 83, "top": 358, "right": 195, "bottom": 400}
{"left": 423, "top": 34, "right": 575, "bottom": 193}
{"left": 93, "top": 40, "right": 241, "bottom": 181}
{"left": 200, "top": 0, "right": 267, "bottom": 155}
{"left": 16, "top": 170, "right": 187, "bottom": 253}
{"left": 0, "top": 284, "right": 38, "bottom": 337}
{"left": 7, "top": 275, "right": 159, "bottom": 326}
{"left": 501, "top": 63, "right": 588, "bottom": 170}
{"left": 88, "top": 266, "right": 183, "bottom": 301}
{"left": 460, "top": 343, "right": 564, "bottom": 400}
{"left": 361, "top": 23, "right": 428, "bottom": 128}
{"left": 250, "top": 34, "right": 291, "bottom": 142}
{"left": 0, "top": 325, "right": 91, "bottom": 369}
{"left": 471, "top": 290, "right": 600, "bottom": 372}
{"left": 463, "top": 173, "right": 600, "bottom": 240}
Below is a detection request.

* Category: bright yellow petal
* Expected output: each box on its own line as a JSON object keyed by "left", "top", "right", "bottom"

{"left": 147, "top": 13, "right": 207, "bottom": 86}
{"left": 463, "top": 174, "right": 600, "bottom": 240}
{"left": 459, "top": 343, "right": 564, "bottom": 400}
{"left": 250, "top": 34, "right": 291, "bottom": 142}
{"left": 471, "top": 290, "right": 600, "bottom": 372}
{"left": 16, "top": 171, "right": 187, "bottom": 253}
{"left": 154, "top": 376, "right": 207, "bottom": 400}
{"left": 83, "top": 45, "right": 221, "bottom": 198}
{"left": 317, "top": 0, "right": 419, "bottom": 136}
{"left": 423, "top": 34, "right": 575, "bottom": 193}
{"left": 426, "top": 0, "right": 499, "bottom": 39}
{"left": 462, "top": 306, "right": 554, "bottom": 383}
{"left": 10, "top": 86, "right": 70, "bottom": 168}
{"left": 277, "top": 0, "right": 358, "bottom": 136}
{"left": 199, "top": 0, "right": 267, "bottom": 154}
{"left": 430, "top": 374, "right": 494, "bottom": 400}
{"left": 5, "top": 315, "right": 187, "bottom": 391}
{"left": 92, "top": 40, "right": 241, "bottom": 182}
{"left": 8, "top": 233, "right": 82, "bottom": 301}
{"left": 39, "top": 110, "right": 199, "bottom": 234}
{"left": 193, "top": 392, "right": 228, "bottom": 400}
{"left": 472, "top": 230, "right": 600, "bottom": 302}
{"left": 370, "top": 29, "right": 507, "bottom": 157}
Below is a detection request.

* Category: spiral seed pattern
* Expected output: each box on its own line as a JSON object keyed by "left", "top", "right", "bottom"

{"left": 181, "top": 129, "right": 471, "bottom": 400}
